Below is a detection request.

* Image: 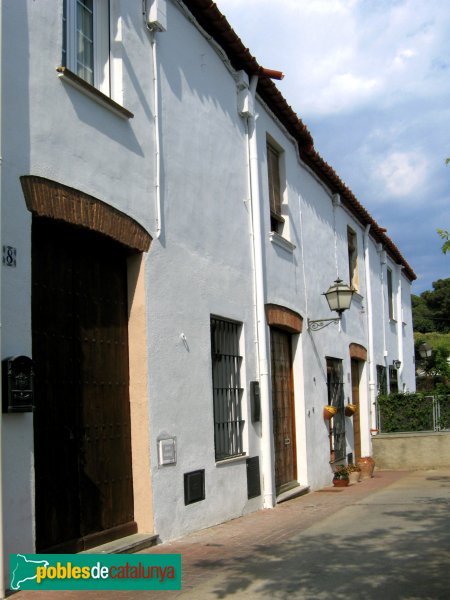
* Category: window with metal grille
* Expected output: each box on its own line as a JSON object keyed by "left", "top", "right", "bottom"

{"left": 389, "top": 365, "right": 399, "bottom": 393}
{"left": 326, "top": 358, "right": 346, "bottom": 463}
{"left": 210, "top": 317, "right": 245, "bottom": 461}
{"left": 377, "top": 365, "right": 387, "bottom": 395}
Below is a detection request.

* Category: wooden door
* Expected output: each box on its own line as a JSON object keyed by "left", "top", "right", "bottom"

{"left": 270, "top": 329, "right": 297, "bottom": 491}
{"left": 351, "top": 359, "right": 362, "bottom": 460}
{"left": 32, "top": 218, "right": 136, "bottom": 552}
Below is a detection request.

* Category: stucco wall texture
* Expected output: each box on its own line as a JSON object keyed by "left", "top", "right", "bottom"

{"left": 373, "top": 433, "right": 450, "bottom": 470}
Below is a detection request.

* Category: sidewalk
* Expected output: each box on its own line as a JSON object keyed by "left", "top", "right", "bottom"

{"left": 8, "top": 469, "right": 450, "bottom": 599}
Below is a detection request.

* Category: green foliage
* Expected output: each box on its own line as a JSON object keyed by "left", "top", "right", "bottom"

{"left": 437, "top": 229, "right": 450, "bottom": 254}
{"left": 414, "top": 332, "right": 450, "bottom": 393}
{"left": 333, "top": 465, "right": 349, "bottom": 480}
{"left": 412, "top": 278, "right": 450, "bottom": 333}
{"left": 411, "top": 294, "right": 434, "bottom": 332}
{"left": 378, "top": 392, "right": 434, "bottom": 432}
{"left": 378, "top": 392, "right": 450, "bottom": 432}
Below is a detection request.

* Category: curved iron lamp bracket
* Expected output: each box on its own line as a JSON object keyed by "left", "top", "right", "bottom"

{"left": 307, "top": 317, "right": 341, "bottom": 332}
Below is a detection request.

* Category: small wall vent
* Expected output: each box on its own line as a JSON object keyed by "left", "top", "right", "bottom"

{"left": 246, "top": 456, "right": 261, "bottom": 499}
{"left": 184, "top": 470, "right": 205, "bottom": 505}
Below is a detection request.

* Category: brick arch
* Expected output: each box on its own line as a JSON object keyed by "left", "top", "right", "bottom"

{"left": 21, "top": 175, "right": 152, "bottom": 253}
{"left": 265, "top": 304, "right": 303, "bottom": 334}
{"left": 349, "top": 343, "right": 367, "bottom": 361}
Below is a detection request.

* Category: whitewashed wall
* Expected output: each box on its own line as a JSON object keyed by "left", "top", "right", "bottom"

{"left": 2, "top": 0, "right": 156, "bottom": 568}
{"left": 146, "top": 0, "right": 261, "bottom": 541}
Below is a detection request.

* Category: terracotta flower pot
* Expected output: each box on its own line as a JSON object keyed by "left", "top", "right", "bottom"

{"left": 357, "top": 456, "right": 375, "bottom": 479}
{"left": 349, "top": 470, "right": 361, "bottom": 484}
{"left": 345, "top": 403, "right": 357, "bottom": 417}
{"left": 333, "top": 478, "right": 349, "bottom": 487}
{"left": 323, "top": 405, "right": 337, "bottom": 420}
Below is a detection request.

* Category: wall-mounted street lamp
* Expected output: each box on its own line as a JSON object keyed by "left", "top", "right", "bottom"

{"left": 392, "top": 359, "right": 402, "bottom": 370}
{"left": 308, "top": 278, "right": 354, "bottom": 331}
{"left": 418, "top": 342, "right": 433, "bottom": 359}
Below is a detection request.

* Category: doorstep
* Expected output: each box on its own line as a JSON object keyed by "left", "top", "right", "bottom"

{"left": 277, "top": 485, "right": 310, "bottom": 504}
{"left": 80, "top": 533, "right": 159, "bottom": 555}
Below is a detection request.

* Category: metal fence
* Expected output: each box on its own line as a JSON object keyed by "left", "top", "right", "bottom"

{"left": 377, "top": 395, "right": 450, "bottom": 434}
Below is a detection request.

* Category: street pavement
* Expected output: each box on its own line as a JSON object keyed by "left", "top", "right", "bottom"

{"left": 8, "top": 469, "right": 450, "bottom": 599}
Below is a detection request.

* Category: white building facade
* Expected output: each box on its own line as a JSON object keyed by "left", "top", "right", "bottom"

{"left": 0, "top": 0, "right": 416, "bottom": 584}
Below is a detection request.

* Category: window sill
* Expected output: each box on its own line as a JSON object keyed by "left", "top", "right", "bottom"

{"left": 56, "top": 67, "right": 134, "bottom": 120}
{"left": 269, "top": 232, "right": 296, "bottom": 253}
{"left": 215, "top": 454, "right": 247, "bottom": 467}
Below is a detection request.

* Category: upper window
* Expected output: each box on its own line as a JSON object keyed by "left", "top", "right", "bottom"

{"left": 63, "top": 0, "right": 111, "bottom": 95}
{"left": 376, "top": 365, "right": 387, "bottom": 396}
{"left": 266, "top": 141, "right": 284, "bottom": 235}
{"left": 347, "top": 227, "right": 358, "bottom": 291}
{"left": 210, "top": 317, "right": 245, "bottom": 461}
{"left": 387, "top": 267, "right": 394, "bottom": 320}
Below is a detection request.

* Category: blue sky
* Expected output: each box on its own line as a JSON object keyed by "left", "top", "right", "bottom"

{"left": 217, "top": 0, "right": 450, "bottom": 294}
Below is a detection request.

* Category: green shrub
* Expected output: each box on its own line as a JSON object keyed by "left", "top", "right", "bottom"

{"left": 377, "top": 392, "right": 434, "bottom": 432}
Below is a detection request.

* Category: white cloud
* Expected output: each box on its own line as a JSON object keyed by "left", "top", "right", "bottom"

{"left": 218, "top": 0, "right": 450, "bottom": 116}
{"left": 375, "top": 152, "right": 429, "bottom": 198}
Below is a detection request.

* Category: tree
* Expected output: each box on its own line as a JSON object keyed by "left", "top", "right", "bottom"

{"left": 412, "top": 278, "right": 450, "bottom": 333}
{"left": 411, "top": 294, "right": 434, "bottom": 332}
{"left": 437, "top": 229, "right": 450, "bottom": 254}
{"left": 439, "top": 160, "right": 450, "bottom": 253}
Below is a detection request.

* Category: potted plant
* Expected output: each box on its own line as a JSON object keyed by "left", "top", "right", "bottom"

{"left": 347, "top": 463, "right": 361, "bottom": 484}
{"left": 332, "top": 464, "right": 349, "bottom": 487}
{"left": 323, "top": 405, "right": 338, "bottom": 420}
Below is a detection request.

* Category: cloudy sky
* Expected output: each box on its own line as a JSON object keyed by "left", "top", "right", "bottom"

{"left": 217, "top": 0, "right": 450, "bottom": 294}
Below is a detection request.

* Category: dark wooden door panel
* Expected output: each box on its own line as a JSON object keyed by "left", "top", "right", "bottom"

{"left": 271, "top": 329, "right": 296, "bottom": 490}
{"left": 33, "top": 218, "right": 135, "bottom": 552}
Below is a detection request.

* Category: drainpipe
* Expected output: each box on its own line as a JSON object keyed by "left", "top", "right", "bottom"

{"left": 0, "top": 0, "right": 5, "bottom": 593}
{"left": 378, "top": 247, "right": 388, "bottom": 395}
{"left": 247, "top": 75, "right": 275, "bottom": 508}
{"left": 149, "top": 30, "right": 161, "bottom": 239}
{"left": 363, "top": 226, "right": 377, "bottom": 442}
{"left": 396, "top": 265, "right": 404, "bottom": 389}
{"left": 144, "top": 1, "right": 163, "bottom": 239}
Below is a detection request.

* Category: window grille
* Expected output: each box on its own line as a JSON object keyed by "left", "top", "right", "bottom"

{"left": 389, "top": 365, "right": 399, "bottom": 393}
{"left": 326, "top": 358, "right": 346, "bottom": 463}
{"left": 210, "top": 317, "right": 245, "bottom": 460}
{"left": 377, "top": 365, "right": 387, "bottom": 395}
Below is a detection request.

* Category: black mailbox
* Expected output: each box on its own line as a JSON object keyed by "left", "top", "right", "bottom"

{"left": 2, "top": 355, "right": 34, "bottom": 413}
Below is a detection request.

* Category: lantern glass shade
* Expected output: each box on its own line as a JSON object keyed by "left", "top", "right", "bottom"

{"left": 324, "top": 279, "right": 354, "bottom": 315}
{"left": 418, "top": 343, "right": 433, "bottom": 359}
